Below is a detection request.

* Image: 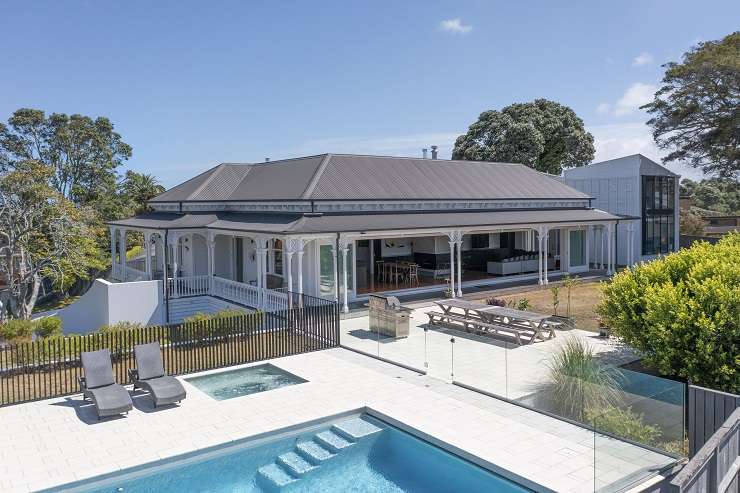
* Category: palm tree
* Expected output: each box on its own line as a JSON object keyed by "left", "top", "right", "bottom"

{"left": 121, "top": 171, "right": 165, "bottom": 214}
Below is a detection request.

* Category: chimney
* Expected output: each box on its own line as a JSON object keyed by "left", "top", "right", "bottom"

{"left": 422, "top": 148, "right": 428, "bottom": 159}
{"left": 431, "top": 145, "right": 438, "bottom": 159}
{"left": 265, "top": 157, "right": 270, "bottom": 162}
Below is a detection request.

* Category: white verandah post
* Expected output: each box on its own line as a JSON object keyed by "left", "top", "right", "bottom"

{"left": 144, "top": 231, "right": 153, "bottom": 279}
{"left": 119, "top": 228, "right": 127, "bottom": 280}
{"left": 339, "top": 238, "right": 350, "bottom": 313}
{"left": 606, "top": 223, "right": 613, "bottom": 275}
{"left": 447, "top": 237, "right": 456, "bottom": 298}
{"left": 109, "top": 226, "right": 117, "bottom": 279}
{"left": 456, "top": 236, "right": 463, "bottom": 297}
{"left": 207, "top": 232, "right": 216, "bottom": 294}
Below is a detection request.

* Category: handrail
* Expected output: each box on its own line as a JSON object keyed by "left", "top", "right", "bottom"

{"left": 670, "top": 407, "right": 740, "bottom": 492}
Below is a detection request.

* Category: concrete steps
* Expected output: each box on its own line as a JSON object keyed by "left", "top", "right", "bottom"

{"left": 256, "top": 417, "right": 382, "bottom": 491}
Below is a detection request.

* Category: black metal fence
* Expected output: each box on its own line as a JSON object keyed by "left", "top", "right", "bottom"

{"left": 0, "top": 294, "right": 339, "bottom": 406}
{"left": 688, "top": 384, "right": 740, "bottom": 456}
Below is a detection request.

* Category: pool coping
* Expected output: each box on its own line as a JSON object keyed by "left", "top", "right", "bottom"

{"left": 39, "top": 406, "right": 545, "bottom": 493}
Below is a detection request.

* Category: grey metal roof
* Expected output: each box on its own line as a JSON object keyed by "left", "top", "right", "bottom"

{"left": 109, "top": 208, "right": 623, "bottom": 235}
{"left": 150, "top": 154, "right": 591, "bottom": 203}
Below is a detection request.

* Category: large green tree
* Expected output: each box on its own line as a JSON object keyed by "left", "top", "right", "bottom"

{"left": 642, "top": 32, "right": 740, "bottom": 179}
{"left": 680, "top": 177, "right": 740, "bottom": 214}
{"left": 0, "top": 163, "right": 104, "bottom": 320}
{"left": 0, "top": 108, "right": 132, "bottom": 206}
{"left": 452, "top": 99, "right": 595, "bottom": 174}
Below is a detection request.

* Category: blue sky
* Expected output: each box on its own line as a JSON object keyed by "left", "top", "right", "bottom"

{"left": 2, "top": 1, "right": 738, "bottom": 186}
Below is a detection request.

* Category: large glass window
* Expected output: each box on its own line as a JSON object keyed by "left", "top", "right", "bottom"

{"left": 569, "top": 230, "right": 585, "bottom": 267}
{"left": 471, "top": 234, "right": 489, "bottom": 249}
{"left": 642, "top": 176, "right": 675, "bottom": 255}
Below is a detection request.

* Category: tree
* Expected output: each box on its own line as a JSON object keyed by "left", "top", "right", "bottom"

{"left": 0, "top": 163, "right": 104, "bottom": 320}
{"left": 120, "top": 171, "right": 165, "bottom": 215}
{"left": 680, "top": 177, "right": 740, "bottom": 214}
{"left": 680, "top": 212, "right": 707, "bottom": 236}
{"left": 598, "top": 233, "right": 740, "bottom": 394}
{"left": 0, "top": 108, "right": 132, "bottom": 205}
{"left": 452, "top": 99, "right": 595, "bottom": 175}
{"left": 642, "top": 32, "right": 740, "bottom": 179}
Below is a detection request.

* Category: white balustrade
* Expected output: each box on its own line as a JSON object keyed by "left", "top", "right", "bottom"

{"left": 167, "top": 275, "right": 211, "bottom": 298}
{"left": 211, "top": 276, "right": 261, "bottom": 308}
{"left": 165, "top": 275, "right": 289, "bottom": 310}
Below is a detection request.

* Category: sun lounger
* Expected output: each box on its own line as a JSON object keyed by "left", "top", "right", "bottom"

{"left": 129, "top": 342, "right": 186, "bottom": 407}
{"left": 79, "top": 349, "right": 133, "bottom": 420}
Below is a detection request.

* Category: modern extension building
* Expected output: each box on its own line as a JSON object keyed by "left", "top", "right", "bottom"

{"left": 96, "top": 153, "right": 634, "bottom": 325}
{"left": 563, "top": 154, "right": 680, "bottom": 266}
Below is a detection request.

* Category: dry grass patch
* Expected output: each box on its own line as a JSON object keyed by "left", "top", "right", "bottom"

{"left": 475, "top": 280, "right": 604, "bottom": 331}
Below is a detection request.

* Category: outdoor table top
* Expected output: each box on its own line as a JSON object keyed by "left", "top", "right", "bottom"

{"left": 477, "top": 305, "right": 551, "bottom": 322}
{"left": 436, "top": 299, "right": 551, "bottom": 323}
{"left": 435, "top": 299, "right": 487, "bottom": 311}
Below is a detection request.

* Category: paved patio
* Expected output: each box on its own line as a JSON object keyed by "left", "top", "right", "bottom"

{"left": 1, "top": 347, "right": 675, "bottom": 493}
{"left": 340, "top": 302, "right": 638, "bottom": 400}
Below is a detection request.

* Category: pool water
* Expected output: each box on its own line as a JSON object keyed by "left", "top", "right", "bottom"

{"left": 50, "top": 414, "right": 531, "bottom": 493}
{"left": 185, "top": 364, "right": 307, "bottom": 400}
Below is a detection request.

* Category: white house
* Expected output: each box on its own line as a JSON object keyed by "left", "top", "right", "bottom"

{"left": 88, "top": 153, "right": 637, "bottom": 328}
{"left": 563, "top": 154, "right": 680, "bottom": 266}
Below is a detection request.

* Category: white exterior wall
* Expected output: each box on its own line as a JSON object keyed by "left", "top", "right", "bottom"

{"left": 564, "top": 154, "right": 679, "bottom": 266}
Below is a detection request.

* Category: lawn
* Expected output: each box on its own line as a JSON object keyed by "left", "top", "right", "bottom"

{"left": 474, "top": 280, "right": 604, "bottom": 331}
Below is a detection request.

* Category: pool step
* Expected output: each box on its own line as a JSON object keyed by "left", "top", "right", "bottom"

{"left": 277, "top": 451, "right": 316, "bottom": 476}
{"left": 332, "top": 417, "right": 383, "bottom": 442}
{"left": 314, "top": 430, "right": 354, "bottom": 452}
{"left": 256, "top": 417, "right": 384, "bottom": 491}
{"left": 296, "top": 441, "right": 335, "bottom": 464}
{"left": 256, "top": 463, "right": 297, "bottom": 490}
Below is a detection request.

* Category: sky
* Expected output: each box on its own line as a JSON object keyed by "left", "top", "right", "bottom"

{"left": 2, "top": 1, "right": 738, "bottom": 187}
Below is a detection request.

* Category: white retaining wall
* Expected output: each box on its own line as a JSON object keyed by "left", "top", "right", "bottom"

{"left": 34, "top": 279, "right": 165, "bottom": 334}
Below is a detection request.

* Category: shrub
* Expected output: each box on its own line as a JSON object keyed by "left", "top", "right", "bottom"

{"left": 585, "top": 406, "right": 661, "bottom": 446}
{"left": 598, "top": 233, "right": 740, "bottom": 394}
{"left": 512, "top": 298, "right": 531, "bottom": 311}
{"left": 33, "top": 316, "right": 63, "bottom": 338}
{"left": 486, "top": 297, "right": 507, "bottom": 307}
{"left": 98, "top": 321, "right": 144, "bottom": 333}
{"left": 535, "top": 337, "right": 622, "bottom": 420}
{"left": 0, "top": 319, "right": 34, "bottom": 342}
{"left": 550, "top": 286, "right": 561, "bottom": 316}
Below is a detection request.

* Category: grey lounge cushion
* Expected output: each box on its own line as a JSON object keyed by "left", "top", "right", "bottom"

{"left": 138, "top": 376, "right": 186, "bottom": 407}
{"left": 81, "top": 349, "right": 116, "bottom": 389}
{"left": 133, "top": 342, "right": 165, "bottom": 380}
{"left": 81, "top": 349, "right": 133, "bottom": 418}
{"left": 133, "top": 342, "right": 186, "bottom": 407}
{"left": 86, "top": 384, "right": 133, "bottom": 418}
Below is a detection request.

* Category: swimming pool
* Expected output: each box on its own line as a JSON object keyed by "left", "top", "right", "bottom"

{"left": 185, "top": 364, "right": 307, "bottom": 400}
{"left": 49, "top": 414, "right": 531, "bottom": 493}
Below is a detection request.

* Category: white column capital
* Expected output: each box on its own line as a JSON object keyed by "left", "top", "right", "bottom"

{"left": 446, "top": 230, "right": 463, "bottom": 243}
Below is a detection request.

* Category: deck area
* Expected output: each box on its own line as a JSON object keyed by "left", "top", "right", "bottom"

{"left": 1, "top": 348, "right": 676, "bottom": 493}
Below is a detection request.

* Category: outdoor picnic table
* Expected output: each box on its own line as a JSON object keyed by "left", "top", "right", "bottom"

{"left": 431, "top": 299, "right": 557, "bottom": 344}
{"left": 434, "top": 299, "right": 487, "bottom": 317}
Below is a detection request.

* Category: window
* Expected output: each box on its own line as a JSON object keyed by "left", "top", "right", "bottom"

{"left": 471, "top": 234, "right": 489, "bottom": 249}
{"left": 569, "top": 230, "right": 585, "bottom": 267}
{"left": 642, "top": 176, "right": 675, "bottom": 255}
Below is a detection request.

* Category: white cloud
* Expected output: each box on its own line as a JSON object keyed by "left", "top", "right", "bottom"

{"left": 613, "top": 82, "right": 657, "bottom": 116}
{"left": 632, "top": 52, "right": 654, "bottom": 66}
{"left": 596, "top": 102, "right": 611, "bottom": 115}
{"left": 439, "top": 18, "right": 472, "bottom": 34}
